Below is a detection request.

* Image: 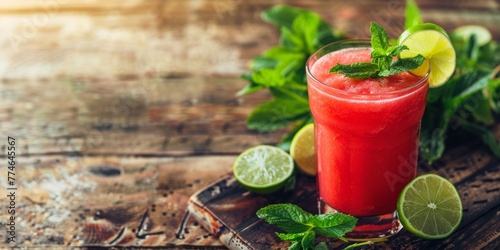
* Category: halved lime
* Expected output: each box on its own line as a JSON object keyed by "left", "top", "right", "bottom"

{"left": 290, "top": 123, "right": 316, "bottom": 176}
{"left": 453, "top": 25, "right": 492, "bottom": 46}
{"left": 233, "top": 145, "right": 294, "bottom": 194}
{"left": 398, "top": 23, "right": 456, "bottom": 87}
{"left": 397, "top": 174, "right": 463, "bottom": 239}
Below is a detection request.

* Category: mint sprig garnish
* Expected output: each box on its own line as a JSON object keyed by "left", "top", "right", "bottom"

{"left": 329, "top": 22, "right": 425, "bottom": 79}
{"left": 256, "top": 204, "right": 357, "bottom": 249}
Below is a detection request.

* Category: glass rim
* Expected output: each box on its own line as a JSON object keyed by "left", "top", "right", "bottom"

{"left": 306, "top": 39, "right": 430, "bottom": 97}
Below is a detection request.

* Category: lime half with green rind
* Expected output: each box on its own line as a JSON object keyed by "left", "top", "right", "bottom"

{"left": 397, "top": 174, "right": 463, "bottom": 239}
{"left": 233, "top": 145, "right": 294, "bottom": 194}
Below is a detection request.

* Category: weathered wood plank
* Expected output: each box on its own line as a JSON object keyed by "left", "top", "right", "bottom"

{"left": 0, "top": 0, "right": 162, "bottom": 12}
{"left": 0, "top": 0, "right": 498, "bottom": 80}
{"left": 433, "top": 205, "right": 499, "bottom": 250}
{"left": 0, "top": 75, "right": 288, "bottom": 156}
{"left": 0, "top": 155, "right": 236, "bottom": 247}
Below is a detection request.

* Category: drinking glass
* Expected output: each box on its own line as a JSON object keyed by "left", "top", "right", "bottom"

{"left": 306, "top": 40, "right": 429, "bottom": 239}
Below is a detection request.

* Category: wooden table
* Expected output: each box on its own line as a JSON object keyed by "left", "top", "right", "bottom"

{"left": 0, "top": 0, "right": 498, "bottom": 249}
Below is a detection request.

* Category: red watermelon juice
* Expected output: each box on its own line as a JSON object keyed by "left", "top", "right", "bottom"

{"left": 306, "top": 41, "right": 429, "bottom": 239}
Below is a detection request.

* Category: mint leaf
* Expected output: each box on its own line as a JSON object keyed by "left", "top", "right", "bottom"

{"left": 329, "top": 62, "right": 380, "bottom": 79}
{"left": 270, "top": 86, "right": 309, "bottom": 105}
{"left": 251, "top": 56, "right": 279, "bottom": 70}
{"left": 309, "top": 213, "right": 357, "bottom": 229}
{"left": 314, "top": 242, "right": 328, "bottom": 250}
{"left": 265, "top": 5, "right": 338, "bottom": 54}
{"left": 301, "top": 230, "right": 315, "bottom": 250}
{"left": 252, "top": 68, "right": 286, "bottom": 87}
{"left": 465, "top": 95, "right": 494, "bottom": 125}
{"left": 369, "top": 22, "right": 392, "bottom": 72}
{"left": 420, "top": 89, "right": 451, "bottom": 163}
{"left": 256, "top": 204, "right": 313, "bottom": 233}
{"left": 237, "top": 74, "right": 263, "bottom": 96}
{"left": 279, "top": 11, "right": 336, "bottom": 54}
{"left": 405, "top": 0, "right": 422, "bottom": 29}
{"left": 281, "top": 27, "right": 305, "bottom": 52}
{"left": 262, "top": 5, "right": 307, "bottom": 29}
{"left": 247, "top": 98, "right": 310, "bottom": 132}
{"left": 309, "top": 213, "right": 357, "bottom": 241}
{"left": 451, "top": 72, "right": 491, "bottom": 107}
{"left": 370, "top": 22, "right": 389, "bottom": 52}
{"left": 487, "top": 78, "right": 500, "bottom": 112}
{"left": 292, "top": 12, "right": 324, "bottom": 53}
{"left": 379, "top": 55, "right": 425, "bottom": 77}
{"left": 264, "top": 47, "right": 306, "bottom": 76}
{"left": 289, "top": 242, "right": 302, "bottom": 250}
{"left": 386, "top": 44, "right": 409, "bottom": 57}
{"left": 276, "top": 232, "right": 305, "bottom": 241}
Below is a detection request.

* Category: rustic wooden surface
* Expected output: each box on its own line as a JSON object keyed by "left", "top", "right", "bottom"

{"left": 0, "top": 0, "right": 498, "bottom": 249}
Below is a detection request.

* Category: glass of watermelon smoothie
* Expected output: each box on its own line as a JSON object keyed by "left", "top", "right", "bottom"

{"left": 306, "top": 40, "right": 429, "bottom": 239}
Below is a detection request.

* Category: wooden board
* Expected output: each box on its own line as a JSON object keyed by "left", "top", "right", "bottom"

{"left": 186, "top": 138, "right": 500, "bottom": 249}
{"left": 0, "top": 155, "right": 234, "bottom": 248}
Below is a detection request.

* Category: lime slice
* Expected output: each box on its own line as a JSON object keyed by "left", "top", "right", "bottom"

{"left": 397, "top": 174, "right": 463, "bottom": 239}
{"left": 290, "top": 123, "right": 316, "bottom": 176}
{"left": 233, "top": 145, "right": 294, "bottom": 194}
{"left": 453, "top": 25, "right": 492, "bottom": 46}
{"left": 398, "top": 23, "right": 456, "bottom": 87}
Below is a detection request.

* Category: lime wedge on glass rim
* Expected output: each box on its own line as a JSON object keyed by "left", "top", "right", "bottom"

{"left": 397, "top": 174, "right": 463, "bottom": 239}
{"left": 290, "top": 123, "right": 317, "bottom": 176}
{"left": 233, "top": 145, "right": 294, "bottom": 194}
{"left": 398, "top": 23, "right": 456, "bottom": 87}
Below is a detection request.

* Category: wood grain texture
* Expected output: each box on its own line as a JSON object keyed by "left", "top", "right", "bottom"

{"left": 0, "top": 0, "right": 498, "bottom": 79}
{"left": 0, "top": 0, "right": 498, "bottom": 249}
{"left": 0, "top": 155, "right": 235, "bottom": 247}
{"left": 0, "top": 76, "right": 282, "bottom": 156}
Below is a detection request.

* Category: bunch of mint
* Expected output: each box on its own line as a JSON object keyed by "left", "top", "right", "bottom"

{"left": 238, "top": 5, "right": 345, "bottom": 149}
{"left": 239, "top": 1, "right": 500, "bottom": 164}
{"left": 420, "top": 29, "right": 500, "bottom": 162}
{"left": 256, "top": 204, "right": 356, "bottom": 250}
{"left": 257, "top": 204, "right": 386, "bottom": 250}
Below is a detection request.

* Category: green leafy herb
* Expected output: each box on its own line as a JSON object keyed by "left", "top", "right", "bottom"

{"left": 238, "top": 5, "right": 344, "bottom": 149}
{"left": 329, "top": 62, "right": 379, "bottom": 79}
{"left": 246, "top": 97, "right": 310, "bottom": 132}
{"left": 329, "top": 22, "right": 425, "bottom": 79}
{"left": 256, "top": 204, "right": 357, "bottom": 250}
{"left": 313, "top": 242, "right": 328, "bottom": 250}
{"left": 415, "top": 0, "right": 499, "bottom": 162}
